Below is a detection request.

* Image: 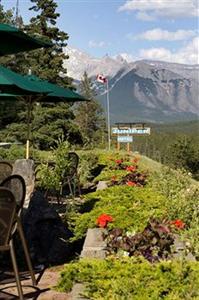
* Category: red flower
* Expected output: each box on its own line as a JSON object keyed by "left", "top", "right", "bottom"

{"left": 171, "top": 219, "right": 185, "bottom": 229}
{"left": 96, "top": 214, "right": 113, "bottom": 228}
{"left": 111, "top": 175, "right": 117, "bottom": 181}
{"left": 115, "top": 159, "right": 123, "bottom": 164}
{"left": 132, "top": 157, "right": 139, "bottom": 164}
{"left": 126, "top": 165, "right": 136, "bottom": 172}
{"left": 126, "top": 181, "right": 137, "bottom": 187}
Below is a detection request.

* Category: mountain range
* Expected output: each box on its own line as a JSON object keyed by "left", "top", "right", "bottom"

{"left": 63, "top": 47, "right": 199, "bottom": 123}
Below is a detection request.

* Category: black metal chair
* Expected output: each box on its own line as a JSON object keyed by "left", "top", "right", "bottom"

{"left": 60, "top": 152, "right": 81, "bottom": 199}
{"left": 0, "top": 176, "right": 36, "bottom": 298}
{"left": 0, "top": 174, "right": 26, "bottom": 215}
{"left": 0, "top": 187, "right": 24, "bottom": 299}
{"left": 0, "top": 161, "right": 13, "bottom": 184}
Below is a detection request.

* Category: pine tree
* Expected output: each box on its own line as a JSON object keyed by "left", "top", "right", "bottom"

{"left": 0, "top": 2, "right": 24, "bottom": 128}
{"left": 75, "top": 72, "right": 106, "bottom": 147}
{"left": 0, "top": 2, "right": 15, "bottom": 24}
{"left": 23, "top": 0, "right": 71, "bottom": 86}
{"left": 0, "top": 0, "right": 82, "bottom": 149}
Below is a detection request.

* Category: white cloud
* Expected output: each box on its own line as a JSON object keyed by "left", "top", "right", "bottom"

{"left": 136, "top": 11, "right": 155, "bottom": 21}
{"left": 139, "top": 36, "right": 199, "bottom": 64}
{"left": 118, "top": 0, "right": 199, "bottom": 19}
{"left": 135, "top": 28, "right": 196, "bottom": 41}
{"left": 140, "top": 47, "right": 172, "bottom": 61}
{"left": 88, "top": 40, "right": 105, "bottom": 48}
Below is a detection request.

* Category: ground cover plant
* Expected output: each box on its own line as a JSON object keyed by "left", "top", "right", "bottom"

{"left": 57, "top": 257, "right": 199, "bottom": 299}
{"left": 67, "top": 186, "right": 168, "bottom": 241}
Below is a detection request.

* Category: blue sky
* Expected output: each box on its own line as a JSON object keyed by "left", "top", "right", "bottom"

{"left": 2, "top": 0, "right": 199, "bottom": 64}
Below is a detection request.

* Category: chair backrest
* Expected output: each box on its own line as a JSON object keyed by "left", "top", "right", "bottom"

{"left": 67, "top": 152, "right": 79, "bottom": 178}
{"left": 68, "top": 152, "right": 79, "bottom": 169}
{"left": 0, "top": 187, "right": 16, "bottom": 246}
{"left": 0, "top": 161, "right": 13, "bottom": 184}
{"left": 0, "top": 174, "right": 26, "bottom": 211}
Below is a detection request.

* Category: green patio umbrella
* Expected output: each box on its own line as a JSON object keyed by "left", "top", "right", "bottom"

{"left": 26, "top": 75, "right": 86, "bottom": 102}
{"left": 0, "top": 23, "right": 51, "bottom": 56}
{"left": 0, "top": 65, "right": 51, "bottom": 158}
{"left": 0, "top": 70, "right": 87, "bottom": 158}
{"left": 0, "top": 65, "right": 52, "bottom": 94}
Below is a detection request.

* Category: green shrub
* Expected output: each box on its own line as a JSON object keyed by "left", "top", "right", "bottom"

{"left": 36, "top": 140, "right": 70, "bottom": 191}
{"left": 78, "top": 151, "right": 99, "bottom": 185}
{"left": 57, "top": 257, "right": 199, "bottom": 299}
{"left": 0, "top": 145, "right": 25, "bottom": 160}
{"left": 68, "top": 186, "right": 167, "bottom": 241}
{"left": 149, "top": 167, "right": 199, "bottom": 257}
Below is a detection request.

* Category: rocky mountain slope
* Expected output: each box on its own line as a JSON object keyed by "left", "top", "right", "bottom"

{"left": 63, "top": 47, "right": 199, "bottom": 123}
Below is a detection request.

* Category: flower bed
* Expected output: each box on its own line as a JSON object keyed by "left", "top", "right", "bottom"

{"left": 68, "top": 186, "right": 168, "bottom": 241}
{"left": 60, "top": 150, "right": 199, "bottom": 298}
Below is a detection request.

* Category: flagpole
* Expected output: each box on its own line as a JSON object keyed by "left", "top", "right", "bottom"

{"left": 106, "top": 79, "right": 111, "bottom": 151}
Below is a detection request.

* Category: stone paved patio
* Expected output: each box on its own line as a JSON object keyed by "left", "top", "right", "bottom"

{"left": 0, "top": 266, "right": 71, "bottom": 299}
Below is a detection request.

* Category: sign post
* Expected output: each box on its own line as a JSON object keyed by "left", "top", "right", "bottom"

{"left": 106, "top": 80, "right": 111, "bottom": 151}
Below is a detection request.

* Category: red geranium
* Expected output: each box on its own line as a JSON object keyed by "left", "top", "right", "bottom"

{"left": 126, "top": 181, "right": 137, "bottom": 186}
{"left": 132, "top": 157, "right": 139, "bottom": 164}
{"left": 170, "top": 219, "right": 185, "bottom": 229}
{"left": 96, "top": 214, "right": 113, "bottom": 228}
{"left": 126, "top": 165, "right": 136, "bottom": 172}
{"left": 115, "top": 159, "right": 123, "bottom": 164}
{"left": 111, "top": 175, "right": 117, "bottom": 181}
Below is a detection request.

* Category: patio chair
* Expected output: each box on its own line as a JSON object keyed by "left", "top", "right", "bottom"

{"left": 0, "top": 176, "right": 36, "bottom": 294}
{"left": 0, "top": 161, "right": 13, "bottom": 183}
{"left": 0, "top": 174, "right": 26, "bottom": 215}
{"left": 60, "top": 152, "right": 81, "bottom": 199}
{"left": 0, "top": 187, "right": 24, "bottom": 299}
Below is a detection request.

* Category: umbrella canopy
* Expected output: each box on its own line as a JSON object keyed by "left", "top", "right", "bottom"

{"left": 0, "top": 66, "right": 51, "bottom": 94}
{"left": 26, "top": 75, "right": 86, "bottom": 102}
{"left": 0, "top": 23, "right": 52, "bottom": 56}
{"left": 0, "top": 71, "right": 87, "bottom": 158}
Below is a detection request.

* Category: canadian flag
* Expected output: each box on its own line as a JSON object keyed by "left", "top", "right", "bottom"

{"left": 96, "top": 74, "right": 107, "bottom": 84}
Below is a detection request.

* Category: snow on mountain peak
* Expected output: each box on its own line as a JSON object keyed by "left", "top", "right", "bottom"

{"left": 63, "top": 47, "right": 131, "bottom": 80}
{"left": 63, "top": 46, "right": 199, "bottom": 83}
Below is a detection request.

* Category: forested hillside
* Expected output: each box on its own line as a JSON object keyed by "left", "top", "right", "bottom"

{"left": 125, "top": 120, "right": 199, "bottom": 179}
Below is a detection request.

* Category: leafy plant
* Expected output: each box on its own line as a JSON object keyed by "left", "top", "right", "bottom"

{"left": 78, "top": 151, "right": 99, "bottom": 185}
{"left": 104, "top": 218, "right": 183, "bottom": 262}
{"left": 67, "top": 186, "right": 167, "bottom": 241}
{"left": 110, "top": 171, "right": 148, "bottom": 187}
{"left": 36, "top": 140, "right": 70, "bottom": 192}
{"left": 57, "top": 257, "right": 199, "bottom": 299}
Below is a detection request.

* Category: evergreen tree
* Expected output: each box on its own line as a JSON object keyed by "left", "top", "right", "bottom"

{"left": 75, "top": 72, "right": 106, "bottom": 147}
{"left": 0, "top": 2, "right": 24, "bottom": 128}
{"left": 0, "top": 0, "right": 82, "bottom": 149}
{"left": 23, "top": 0, "right": 72, "bottom": 86}
{"left": 0, "top": 2, "right": 15, "bottom": 24}
{"left": 167, "top": 136, "right": 199, "bottom": 179}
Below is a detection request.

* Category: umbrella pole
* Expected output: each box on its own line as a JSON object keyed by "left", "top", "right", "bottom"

{"left": 26, "top": 97, "right": 32, "bottom": 159}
